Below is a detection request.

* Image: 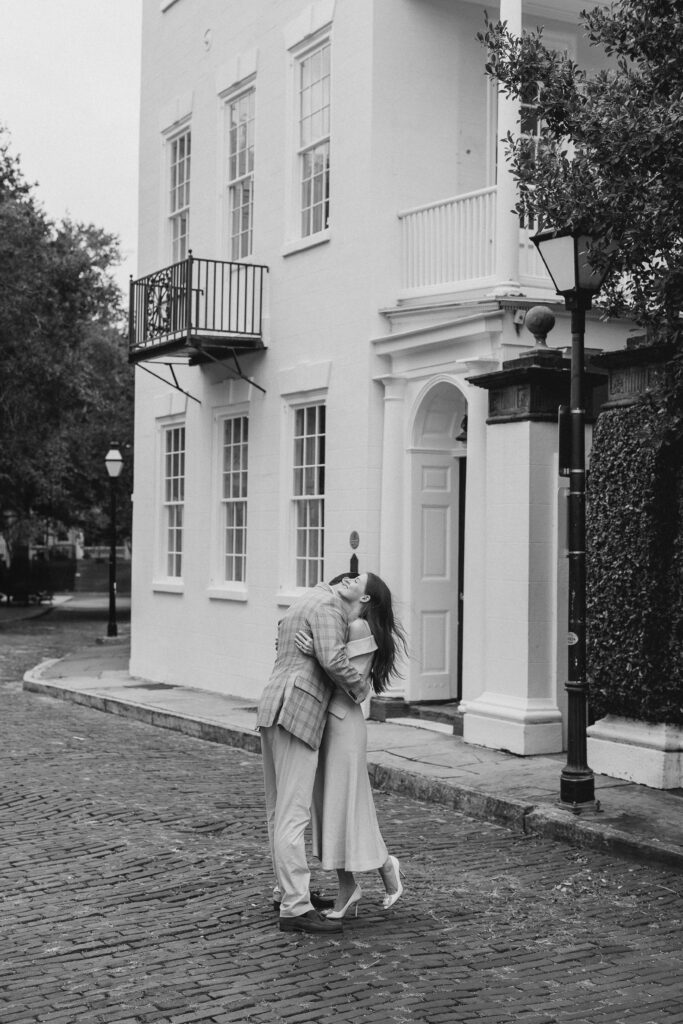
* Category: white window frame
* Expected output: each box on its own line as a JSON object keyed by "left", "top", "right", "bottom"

{"left": 221, "top": 414, "right": 249, "bottom": 584}
{"left": 208, "top": 399, "right": 251, "bottom": 602}
{"left": 283, "top": 26, "right": 332, "bottom": 256}
{"left": 154, "top": 419, "right": 186, "bottom": 592}
{"left": 297, "top": 40, "right": 330, "bottom": 239}
{"left": 225, "top": 86, "right": 255, "bottom": 261}
{"left": 292, "top": 401, "right": 326, "bottom": 589}
{"left": 168, "top": 128, "right": 191, "bottom": 263}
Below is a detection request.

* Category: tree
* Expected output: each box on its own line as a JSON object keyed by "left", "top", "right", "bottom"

{"left": 479, "top": 0, "right": 683, "bottom": 344}
{"left": 480, "top": 5, "right": 683, "bottom": 730}
{"left": 0, "top": 129, "right": 134, "bottom": 561}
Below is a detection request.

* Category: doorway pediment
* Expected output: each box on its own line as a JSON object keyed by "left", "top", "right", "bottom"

{"left": 372, "top": 303, "right": 503, "bottom": 378}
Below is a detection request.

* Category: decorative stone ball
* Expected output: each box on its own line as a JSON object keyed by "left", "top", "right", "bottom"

{"left": 525, "top": 305, "right": 556, "bottom": 345}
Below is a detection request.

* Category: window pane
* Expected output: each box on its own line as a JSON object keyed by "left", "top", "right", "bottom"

{"left": 221, "top": 416, "right": 249, "bottom": 582}
{"left": 299, "top": 44, "right": 330, "bottom": 237}
{"left": 305, "top": 406, "right": 316, "bottom": 434}
{"left": 292, "top": 406, "right": 325, "bottom": 586}
{"left": 227, "top": 90, "right": 254, "bottom": 258}
{"left": 305, "top": 435, "right": 315, "bottom": 465}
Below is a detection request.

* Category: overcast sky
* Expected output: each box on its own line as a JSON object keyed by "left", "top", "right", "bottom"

{"left": 0, "top": 0, "right": 142, "bottom": 294}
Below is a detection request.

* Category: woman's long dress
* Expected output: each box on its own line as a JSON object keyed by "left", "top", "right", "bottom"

{"left": 311, "top": 624, "right": 389, "bottom": 872}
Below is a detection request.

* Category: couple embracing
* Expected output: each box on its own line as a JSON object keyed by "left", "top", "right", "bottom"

{"left": 256, "top": 571, "right": 407, "bottom": 935}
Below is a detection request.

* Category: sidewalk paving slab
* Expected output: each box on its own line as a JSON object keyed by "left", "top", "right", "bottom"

{"left": 22, "top": 639, "right": 683, "bottom": 873}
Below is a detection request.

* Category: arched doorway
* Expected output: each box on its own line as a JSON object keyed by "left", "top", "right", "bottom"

{"left": 408, "top": 380, "right": 467, "bottom": 702}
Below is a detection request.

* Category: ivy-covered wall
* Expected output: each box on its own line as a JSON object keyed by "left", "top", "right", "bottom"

{"left": 586, "top": 387, "right": 683, "bottom": 726}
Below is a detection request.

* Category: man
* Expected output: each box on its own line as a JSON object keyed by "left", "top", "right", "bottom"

{"left": 256, "top": 574, "right": 370, "bottom": 934}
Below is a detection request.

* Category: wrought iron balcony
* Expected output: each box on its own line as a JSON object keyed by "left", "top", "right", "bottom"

{"left": 128, "top": 254, "right": 268, "bottom": 363}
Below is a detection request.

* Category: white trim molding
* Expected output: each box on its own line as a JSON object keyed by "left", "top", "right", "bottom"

{"left": 284, "top": 1, "right": 334, "bottom": 51}
{"left": 159, "top": 93, "right": 193, "bottom": 135}
{"left": 216, "top": 51, "right": 259, "bottom": 98}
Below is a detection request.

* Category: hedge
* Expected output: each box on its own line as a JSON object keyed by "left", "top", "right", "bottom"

{"left": 586, "top": 380, "right": 683, "bottom": 726}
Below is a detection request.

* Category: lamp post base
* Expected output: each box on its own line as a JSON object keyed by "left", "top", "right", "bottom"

{"left": 560, "top": 770, "right": 595, "bottom": 805}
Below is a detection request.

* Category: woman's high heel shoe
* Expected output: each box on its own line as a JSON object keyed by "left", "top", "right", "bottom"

{"left": 323, "top": 885, "right": 362, "bottom": 919}
{"left": 381, "top": 855, "right": 404, "bottom": 910}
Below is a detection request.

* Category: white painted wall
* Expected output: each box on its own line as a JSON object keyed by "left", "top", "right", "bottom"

{"left": 130, "top": 0, "right": 633, "bottom": 761}
{"left": 132, "top": 0, "right": 491, "bottom": 697}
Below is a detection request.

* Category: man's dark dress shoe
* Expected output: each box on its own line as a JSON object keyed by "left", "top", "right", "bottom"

{"left": 272, "top": 891, "right": 335, "bottom": 913}
{"left": 279, "top": 910, "right": 342, "bottom": 934}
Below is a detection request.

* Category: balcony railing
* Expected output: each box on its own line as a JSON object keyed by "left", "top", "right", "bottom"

{"left": 129, "top": 254, "right": 268, "bottom": 362}
{"left": 398, "top": 186, "right": 551, "bottom": 297}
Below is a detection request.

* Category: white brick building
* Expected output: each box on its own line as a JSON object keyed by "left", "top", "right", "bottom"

{"left": 129, "top": 0, "right": 630, "bottom": 755}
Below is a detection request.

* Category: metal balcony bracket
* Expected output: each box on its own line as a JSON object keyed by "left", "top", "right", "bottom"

{"left": 135, "top": 361, "right": 202, "bottom": 405}
{"left": 195, "top": 344, "right": 267, "bottom": 395}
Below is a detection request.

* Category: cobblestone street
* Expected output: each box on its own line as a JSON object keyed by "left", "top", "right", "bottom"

{"left": 2, "top": 609, "right": 683, "bottom": 1024}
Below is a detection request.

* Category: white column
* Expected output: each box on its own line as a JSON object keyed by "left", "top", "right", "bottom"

{"left": 378, "top": 376, "right": 407, "bottom": 589}
{"left": 459, "top": 381, "right": 489, "bottom": 707}
{"left": 377, "top": 375, "right": 408, "bottom": 698}
{"left": 463, "top": 419, "right": 564, "bottom": 755}
{"left": 493, "top": 0, "right": 522, "bottom": 295}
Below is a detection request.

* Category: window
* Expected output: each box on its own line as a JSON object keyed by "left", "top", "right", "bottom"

{"left": 227, "top": 90, "right": 255, "bottom": 260}
{"left": 293, "top": 404, "right": 325, "bottom": 587}
{"left": 163, "top": 425, "right": 185, "bottom": 577}
{"left": 298, "top": 42, "right": 330, "bottom": 238}
{"left": 221, "top": 415, "right": 248, "bottom": 582}
{"left": 169, "top": 130, "right": 191, "bottom": 262}
{"left": 519, "top": 79, "right": 544, "bottom": 230}
{"left": 520, "top": 79, "right": 543, "bottom": 164}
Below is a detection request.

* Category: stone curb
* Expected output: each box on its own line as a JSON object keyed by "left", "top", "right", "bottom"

{"left": 0, "top": 603, "right": 56, "bottom": 629}
{"left": 524, "top": 807, "right": 683, "bottom": 872}
{"left": 367, "top": 762, "right": 533, "bottom": 832}
{"left": 23, "top": 664, "right": 683, "bottom": 873}
{"left": 23, "top": 675, "right": 262, "bottom": 755}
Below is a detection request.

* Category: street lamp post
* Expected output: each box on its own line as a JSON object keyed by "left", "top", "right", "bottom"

{"left": 531, "top": 227, "right": 612, "bottom": 806}
{"left": 104, "top": 445, "right": 124, "bottom": 638}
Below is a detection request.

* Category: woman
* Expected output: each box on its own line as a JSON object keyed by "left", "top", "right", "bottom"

{"left": 295, "top": 572, "right": 407, "bottom": 919}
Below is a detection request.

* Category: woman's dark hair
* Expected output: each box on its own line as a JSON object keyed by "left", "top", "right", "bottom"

{"left": 360, "top": 572, "right": 407, "bottom": 694}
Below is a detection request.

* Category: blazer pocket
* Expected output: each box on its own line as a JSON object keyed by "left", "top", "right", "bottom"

{"left": 292, "top": 675, "right": 324, "bottom": 702}
{"left": 327, "top": 700, "right": 348, "bottom": 720}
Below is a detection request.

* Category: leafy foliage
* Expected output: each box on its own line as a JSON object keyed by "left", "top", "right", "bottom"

{"left": 479, "top": 0, "right": 683, "bottom": 343}
{"left": 586, "top": 380, "right": 683, "bottom": 726}
{"left": 0, "top": 129, "right": 133, "bottom": 555}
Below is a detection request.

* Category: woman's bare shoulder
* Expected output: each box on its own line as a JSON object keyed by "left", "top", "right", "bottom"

{"left": 348, "top": 618, "right": 373, "bottom": 641}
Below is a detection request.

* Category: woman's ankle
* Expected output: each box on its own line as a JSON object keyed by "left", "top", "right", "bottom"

{"left": 379, "top": 857, "right": 397, "bottom": 893}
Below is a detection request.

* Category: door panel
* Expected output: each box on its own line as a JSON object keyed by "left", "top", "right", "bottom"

{"left": 410, "top": 452, "right": 461, "bottom": 701}
{"left": 421, "top": 611, "right": 449, "bottom": 673}
{"left": 422, "top": 505, "right": 450, "bottom": 578}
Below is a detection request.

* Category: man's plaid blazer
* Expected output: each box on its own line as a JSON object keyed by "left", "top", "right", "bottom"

{"left": 256, "top": 583, "right": 368, "bottom": 750}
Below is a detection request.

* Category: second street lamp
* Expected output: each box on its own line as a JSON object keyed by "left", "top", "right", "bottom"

{"left": 531, "top": 226, "right": 612, "bottom": 806}
{"left": 104, "top": 445, "right": 124, "bottom": 639}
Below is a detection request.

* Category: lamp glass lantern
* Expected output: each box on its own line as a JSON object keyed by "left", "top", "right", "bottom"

{"left": 105, "top": 447, "right": 124, "bottom": 479}
{"left": 531, "top": 226, "right": 611, "bottom": 309}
